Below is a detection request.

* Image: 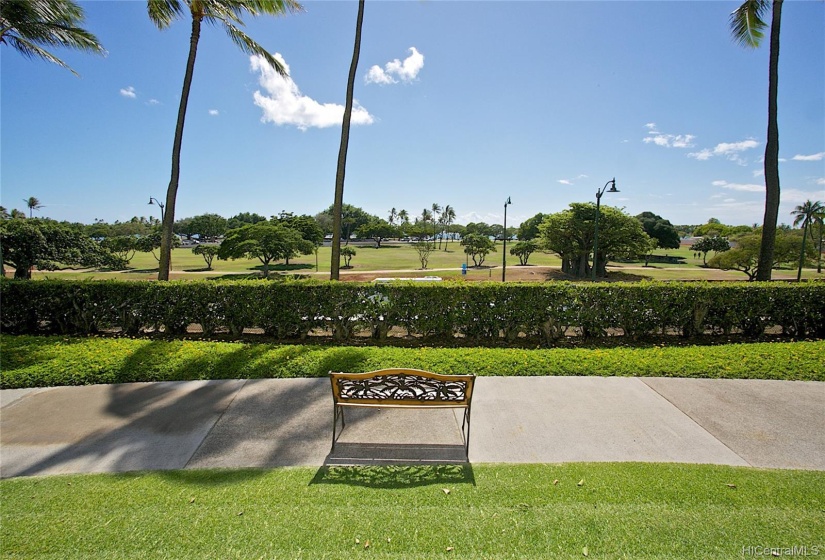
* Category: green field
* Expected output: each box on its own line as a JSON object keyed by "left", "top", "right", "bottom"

{"left": 2, "top": 463, "right": 822, "bottom": 559}
{"left": 27, "top": 242, "right": 823, "bottom": 282}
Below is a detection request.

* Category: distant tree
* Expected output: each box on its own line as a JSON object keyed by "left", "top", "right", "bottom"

{"left": 355, "top": 219, "right": 397, "bottom": 247}
{"left": 438, "top": 204, "right": 456, "bottom": 250}
{"left": 0, "top": 0, "right": 105, "bottom": 76}
{"left": 539, "top": 203, "right": 651, "bottom": 278}
{"left": 464, "top": 222, "right": 497, "bottom": 238}
{"left": 388, "top": 207, "right": 398, "bottom": 225}
{"left": 135, "top": 230, "right": 180, "bottom": 263}
{"left": 461, "top": 233, "right": 496, "bottom": 267}
{"left": 0, "top": 218, "right": 124, "bottom": 279}
{"left": 708, "top": 234, "right": 760, "bottom": 281}
{"left": 690, "top": 236, "right": 731, "bottom": 266}
{"left": 317, "top": 203, "right": 374, "bottom": 242}
{"left": 100, "top": 236, "right": 139, "bottom": 265}
{"left": 10, "top": 209, "right": 26, "bottom": 220}
{"left": 192, "top": 244, "right": 219, "bottom": 270}
{"left": 227, "top": 212, "right": 268, "bottom": 230}
{"left": 0, "top": 207, "right": 9, "bottom": 220}
{"left": 217, "top": 222, "right": 313, "bottom": 277}
{"left": 23, "top": 197, "right": 43, "bottom": 218}
{"left": 517, "top": 213, "right": 546, "bottom": 241}
{"left": 412, "top": 240, "right": 435, "bottom": 269}
{"left": 188, "top": 213, "right": 227, "bottom": 241}
{"left": 510, "top": 240, "right": 537, "bottom": 266}
{"left": 635, "top": 211, "right": 681, "bottom": 249}
{"left": 397, "top": 209, "right": 410, "bottom": 224}
{"left": 340, "top": 246, "right": 356, "bottom": 268}
{"left": 173, "top": 216, "right": 195, "bottom": 239}
{"left": 791, "top": 200, "right": 824, "bottom": 281}
{"left": 274, "top": 212, "right": 324, "bottom": 246}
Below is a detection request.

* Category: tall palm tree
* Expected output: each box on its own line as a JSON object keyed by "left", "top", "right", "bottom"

{"left": 730, "top": 0, "right": 783, "bottom": 281}
{"left": 24, "top": 196, "right": 43, "bottom": 217}
{"left": 331, "top": 0, "right": 364, "bottom": 281}
{"left": 0, "top": 0, "right": 105, "bottom": 76}
{"left": 388, "top": 207, "right": 397, "bottom": 225}
{"left": 791, "top": 200, "right": 824, "bottom": 281}
{"left": 441, "top": 204, "right": 456, "bottom": 250}
{"left": 149, "top": 0, "right": 301, "bottom": 281}
{"left": 398, "top": 209, "right": 409, "bottom": 224}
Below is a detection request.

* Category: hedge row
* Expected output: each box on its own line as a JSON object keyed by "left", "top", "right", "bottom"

{"left": 2, "top": 335, "right": 823, "bottom": 388}
{"left": 2, "top": 279, "right": 824, "bottom": 342}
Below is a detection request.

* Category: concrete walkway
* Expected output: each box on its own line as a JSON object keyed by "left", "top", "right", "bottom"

{"left": 1, "top": 377, "right": 823, "bottom": 478}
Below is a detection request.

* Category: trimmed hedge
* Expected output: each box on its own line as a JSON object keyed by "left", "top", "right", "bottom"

{"left": 2, "top": 278, "right": 824, "bottom": 343}
{"left": 2, "top": 335, "right": 823, "bottom": 388}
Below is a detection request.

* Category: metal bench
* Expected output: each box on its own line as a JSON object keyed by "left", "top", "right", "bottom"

{"left": 329, "top": 368, "right": 476, "bottom": 460}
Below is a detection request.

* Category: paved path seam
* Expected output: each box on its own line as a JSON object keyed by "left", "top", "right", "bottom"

{"left": 183, "top": 379, "right": 249, "bottom": 470}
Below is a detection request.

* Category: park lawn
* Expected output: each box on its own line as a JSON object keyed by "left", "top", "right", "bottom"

{"left": 2, "top": 336, "right": 823, "bottom": 389}
{"left": 2, "top": 463, "right": 823, "bottom": 559}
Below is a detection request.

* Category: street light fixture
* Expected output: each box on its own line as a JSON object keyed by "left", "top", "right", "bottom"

{"left": 148, "top": 197, "right": 165, "bottom": 222}
{"left": 591, "top": 178, "right": 619, "bottom": 281}
{"left": 502, "top": 196, "right": 511, "bottom": 282}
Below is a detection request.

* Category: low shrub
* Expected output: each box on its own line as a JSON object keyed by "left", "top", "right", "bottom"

{"left": 1, "top": 335, "right": 822, "bottom": 388}
{"left": 2, "top": 278, "right": 823, "bottom": 343}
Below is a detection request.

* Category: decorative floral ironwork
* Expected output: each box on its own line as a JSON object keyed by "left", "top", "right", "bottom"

{"left": 336, "top": 374, "right": 468, "bottom": 402}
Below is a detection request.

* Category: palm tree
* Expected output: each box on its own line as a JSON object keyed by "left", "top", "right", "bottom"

{"left": 148, "top": 0, "right": 301, "bottom": 281}
{"left": 441, "top": 204, "right": 456, "bottom": 250}
{"left": 330, "top": 0, "right": 364, "bottom": 281}
{"left": 730, "top": 0, "right": 783, "bottom": 280}
{"left": 24, "top": 196, "right": 43, "bottom": 217}
{"left": 0, "top": 0, "right": 105, "bottom": 76}
{"left": 398, "top": 209, "right": 409, "bottom": 224}
{"left": 815, "top": 206, "right": 825, "bottom": 274}
{"left": 791, "top": 200, "right": 824, "bottom": 281}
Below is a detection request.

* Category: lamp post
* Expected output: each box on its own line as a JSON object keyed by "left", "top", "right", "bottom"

{"left": 502, "top": 196, "right": 511, "bottom": 282}
{"left": 591, "top": 178, "right": 619, "bottom": 281}
{"left": 148, "top": 197, "right": 165, "bottom": 223}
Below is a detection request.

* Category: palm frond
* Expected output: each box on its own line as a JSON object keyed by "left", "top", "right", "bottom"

{"left": 223, "top": 22, "right": 287, "bottom": 76}
{"left": 147, "top": 0, "right": 185, "bottom": 28}
{"left": 5, "top": 34, "right": 77, "bottom": 74}
{"left": 729, "top": 0, "right": 770, "bottom": 48}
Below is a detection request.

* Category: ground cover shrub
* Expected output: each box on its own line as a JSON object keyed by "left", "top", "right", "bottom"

{"left": 2, "top": 278, "right": 823, "bottom": 343}
{"left": 2, "top": 335, "right": 822, "bottom": 388}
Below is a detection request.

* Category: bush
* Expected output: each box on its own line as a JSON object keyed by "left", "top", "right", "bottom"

{"left": 2, "top": 278, "right": 823, "bottom": 343}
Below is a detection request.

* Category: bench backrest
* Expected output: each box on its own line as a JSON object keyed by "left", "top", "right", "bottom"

{"left": 329, "top": 368, "right": 475, "bottom": 407}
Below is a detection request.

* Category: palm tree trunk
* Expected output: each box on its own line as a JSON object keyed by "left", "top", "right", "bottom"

{"left": 158, "top": 14, "right": 202, "bottom": 281}
{"left": 818, "top": 222, "right": 823, "bottom": 273}
{"left": 331, "top": 0, "right": 365, "bottom": 281}
{"left": 755, "top": 0, "right": 782, "bottom": 281}
{"left": 796, "top": 223, "right": 807, "bottom": 282}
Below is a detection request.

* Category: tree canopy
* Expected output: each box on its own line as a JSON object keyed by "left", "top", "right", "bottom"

{"left": 635, "top": 211, "right": 681, "bottom": 250}
{"left": 517, "top": 213, "right": 546, "bottom": 241}
{"left": 461, "top": 233, "right": 496, "bottom": 267}
{"left": 217, "top": 222, "right": 313, "bottom": 277}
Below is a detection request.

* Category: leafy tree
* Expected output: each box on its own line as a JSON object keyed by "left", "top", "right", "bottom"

{"left": 227, "top": 212, "right": 267, "bottom": 230}
{"left": 355, "top": 219, "right": 397, "bottom": 247}
{"left": 510, "top": 240, "right": 538, "bottom": 266}
{"left": 690, "top": 236, "right": 731, "bottom": 266}
{"left": 23, "top": 196, "right": 44, "bottom": 218}
{"left": 693, "top": 219, "right": 753, "bottom": 238}
{"left": 100, "top": 236, "right": 139, "bottom": 265}
{"left": 539, "top": 203, "right": 651, "bottom": 278}
{"left": 461, "top": 233, "right": 496, "bottom": 267}
{"left": 438, "top": 204, "right": 456, "bottom": 250}
{"left": 149, "top": 0, "right": 301, "bottom": 281}
{"left": 635, "top": 211, "right": 681, "bottom": 250}
{"left": 218, "top": 222, "right": 313, "bottom": 277}
{"left": 173, "top": 216, "right": 195, "bottom": 240}
{"left": 192, "top": 244, "right": 219, "bottom": 270}
{"left": 0, "top": 0, "right": 105, "bottom": 75}
{"left": 273, "top": 212, "right": 324, "bottom": 246}
{"left": 517, "top": 213, "right": 546, "bottom": 241}
{"left": 708, "top": 234, "right": 760, "bottom": 281}
{"left": 731, "top": 0, "right": 783, "bottom": 280}
{"left": 189, "top": 213, "right": 228, "bottom": 241}
{"left": 412, "top": 240, "right": 435, "bottom": 270}
{"left": 791, "top": 200, "right": 824, "bottom": 281}
{"left": 464, "top": 222, "right": 497, "bottom": 238}
{"left": 318, "top": 203, "right": 374, "bottom": 243}
{"left": 0, "top": 218, "right": 124, "bottom": 279}
{"left": 10, "top": 209, "right": 26, "bottom": 219}
{"left": 331, "top": 0, "right": 364, "bottom": 280}
{"left": 135, "top": 230, "right": 180, "bottom": 262}
{"left": 340, "top": 246, "right": 356, "bottom": 268}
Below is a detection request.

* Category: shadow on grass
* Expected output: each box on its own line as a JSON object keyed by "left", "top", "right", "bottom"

{"left": 251, "top": 263, "right": 314, "bottom": 272}
{"left": 156, "top": 468, "right": 268, "bottom": 486}
{"left": 309, "top": 463, "right": 474, "bottom": 489}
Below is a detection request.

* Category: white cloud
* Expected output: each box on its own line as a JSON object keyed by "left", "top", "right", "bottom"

{"left": 557, "top": 179, "right": 572, "bottom": 185}
{"left": 120, "top": 86, "right": 136, "bottom": 99}
{"left": 752, "top": 168, "right": 764, "bottom": 177}
{"left": 712, "top": 180, "right": 763, "bottom": 193}
{"left": 365, "top": 47, "right": 425, "bottom": 85}
{"left": 793, "top": 152, "right": 825, "bottom": 161}
{"left": 816, "top": 178, "right": 825, "bottom": 186}
{"left": 783, "top": 188, "right": 825, "bottom": 204}
{"left": 251, "top": 54, "right": 374, "bottom": 131}
{"left": 556, "top": 174, "right": 588, "bottom": 186}
{"left": 208, "top": 109, "right": 219, "bottom": 116}
{"left": 642, "top": 123, "right": 695, "bottom": 148}
{"left": 147, "top": 99, "right": 160, "bottom": 105}
{"left": 723, "top": 198, "right": 736, "bottom": 203}
{"left": 689, "top": 139, "right": 759, "bottom": 165}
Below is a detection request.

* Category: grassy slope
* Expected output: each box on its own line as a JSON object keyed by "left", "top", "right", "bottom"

{"left": 2, "top": 336, "right": 823, "bottom": 388}
{"left": 2, "top": 463, "right": 823, "bottom": 559}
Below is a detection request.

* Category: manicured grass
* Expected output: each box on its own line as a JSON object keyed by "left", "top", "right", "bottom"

{"left": 2, "top": 463, "right": 822, "bottom": 559}
{"left": 2, "top": 335, "right": 823, "bottom": 388}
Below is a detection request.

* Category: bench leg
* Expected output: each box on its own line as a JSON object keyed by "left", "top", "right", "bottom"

{"left": 462, "top": 407, "right": 471, "bottom": 461}
{"left": 331, "top": 405, "right": 345, "bottom": 451}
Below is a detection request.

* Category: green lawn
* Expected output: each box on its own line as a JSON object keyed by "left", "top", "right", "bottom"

{"left": 3, "top": 336, "right": 823, "bottom": 389}
{"left": 2, "top": 463, "right": 822, "bottom": 559}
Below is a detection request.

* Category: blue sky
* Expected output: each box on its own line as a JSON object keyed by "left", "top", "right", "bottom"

{"left": 2, "top": 0, "right": 823, "bottom": 228}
